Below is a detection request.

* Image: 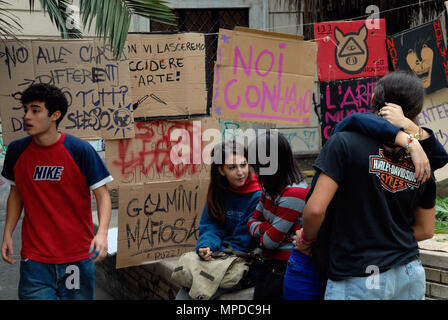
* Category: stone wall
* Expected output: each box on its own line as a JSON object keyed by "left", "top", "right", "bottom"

{"left": 96, "top": 249, "right": 447, "bottom": 300}
{"left": 95, "top": 253, "right": 254, "bottom": 300}
{"left": 95, "top": 254, "right": 180, "bottom": 300}
{"left": 420, "top": 250, "right": 448, "bottom": 300}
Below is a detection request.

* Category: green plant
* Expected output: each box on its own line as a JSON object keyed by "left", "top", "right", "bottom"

{"left": 0, "top": 0, "right": 22, "bottom": 41}
{"left": 435, "top": 197, "right": 448, "bottom": 234}
{"left": 1, "top": 1, "right": 176, "bottom": 58}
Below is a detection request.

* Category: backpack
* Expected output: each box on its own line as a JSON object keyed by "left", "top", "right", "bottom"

{"left": 171, "top": 249, "right": 252, "bottom": 300}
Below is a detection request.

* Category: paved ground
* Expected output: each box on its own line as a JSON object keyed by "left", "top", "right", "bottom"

{"left": 0, "top": 218, "right": 114, "bottom": 300}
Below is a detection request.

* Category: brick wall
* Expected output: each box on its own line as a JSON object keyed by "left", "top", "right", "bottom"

{"left": 95, "top": 254, "right": 180, "bottom": 300}
{"left": 421, "top": 250, "right": 448, "bottom": 300}
{"left": 96, "top": 250, "right": 448, "bottom": 300}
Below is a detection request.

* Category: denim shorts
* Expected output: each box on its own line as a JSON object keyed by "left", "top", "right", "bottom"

{"left": 19, "top": 257, "right": 95, "bottom": 300}
{"left": 324, "top": 258, "right": 426, "bottom": 300}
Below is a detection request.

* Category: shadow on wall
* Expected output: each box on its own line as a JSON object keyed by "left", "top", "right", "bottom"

{"left": 0, "top": 164, "right": 10, "bottom": 221}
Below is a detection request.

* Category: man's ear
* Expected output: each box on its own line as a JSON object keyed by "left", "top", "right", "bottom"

{"left": 50, "top": 110, "right": 62, "bottom": 122}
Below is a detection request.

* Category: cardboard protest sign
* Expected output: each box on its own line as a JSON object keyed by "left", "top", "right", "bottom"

{"left": 314, "top": 19, "right": 388, "bottom": 81}
{"left": 417, "top": 88, "right": 448, "bottom": 181}
{"left": 212, "top": 27, "right": 317, "bottom": 126}
{"left": 126, "top": 33, "right": 207, "bottom": 118}
{"left": 320, "top": 77, "right": 378, "bottom": 144}
{"left": 279, "top": 127, "right": 320, "bottom": 154}
{"left": 106, "top": 117, "right": 219, "bottom": 188}
{"left": 0, "top": 39, "right": 134, "bottom": 145}
{"left": 387, "top": 20, "right": 448, "bottom": 94}
{"left": 116, "top": 178, "right": 208, "bottom": 268}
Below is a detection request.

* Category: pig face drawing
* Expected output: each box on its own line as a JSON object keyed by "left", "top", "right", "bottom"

{"left": 334, "top": 25, "right": 369, "bottom": 74}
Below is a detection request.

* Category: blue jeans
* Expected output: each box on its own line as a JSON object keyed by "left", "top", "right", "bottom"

{"left": 19, "top": 258, "right": 95, "bottom": 300}
{"left": 324, "top": 258, "right": 426, "bottom": 300}
{"left": 283, "top": 250, "right": 326, "bottom": 300}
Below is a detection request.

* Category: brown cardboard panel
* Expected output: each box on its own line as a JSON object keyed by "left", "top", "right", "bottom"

{"left": 0, "top": 40, "right": 34, "bottom": 144}
{"left": 216, "top": 28, "right": 316, "bottom": 76}
{"left": 132, "top": 88, "right": 207, "bottom": 118}
{"left": 106, "top": 118, "right": 219, "bottom": 188}
{"left": 212, "top": 28, "right": 317, "bottom": 126}
{"left": 234, "top": 26, "right": 305, "bottom": 41}
{"left": 214, "top": 65, "right": 314, "bottom": 126}
{"left": 419, "top": 88, "right": 448, "bottom": 181}
{"left": 116, "top": 178, "right": 208, "bottom": 268}
{"left": 0, "top": 39, "right": 134, "bottom": 145}
{"left": 0, "top": 40, "right": 34, "bottom": 93}
{"left": 126, "top": 33, "right": 207, "bottom": 118}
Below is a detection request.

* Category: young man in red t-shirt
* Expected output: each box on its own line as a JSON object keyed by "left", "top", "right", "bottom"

{"left": 1, "top": 83, "right": 113, "bottom": 300}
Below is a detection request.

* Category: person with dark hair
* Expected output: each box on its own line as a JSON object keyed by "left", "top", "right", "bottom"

{"left": 18, "top": 82, "right": 69, "bottom": 128}
{"left": 1, "top": 83, "right": 113, "bottom": 300}
{"left": 300, "top": 71, "right": 443, "bottom": 300}
{"left": 175, "top": 140, "right": 262, "bottom": 300}
{"left": 247, "top": 131, "right": 316, "bottom": 300}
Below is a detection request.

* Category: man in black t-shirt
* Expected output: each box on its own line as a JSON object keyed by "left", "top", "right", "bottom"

{"left": 299, "top": 130, "right": 436, "bottom": 300}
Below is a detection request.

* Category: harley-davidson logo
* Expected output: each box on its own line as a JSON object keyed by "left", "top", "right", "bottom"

{"left": 369, "top": 149, "right": 420, "bottom": 193}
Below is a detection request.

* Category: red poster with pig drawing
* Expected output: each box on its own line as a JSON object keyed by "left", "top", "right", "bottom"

{"left": 314, "top": 19, "right": 388, "bottom": 81}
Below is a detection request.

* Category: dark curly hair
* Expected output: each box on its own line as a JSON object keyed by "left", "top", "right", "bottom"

{"left": 372, "top": 71, "right": 424, "bottom": 161}
{"left": 250, "top": 130, "right": 305, "bottom": 198}
{"left": 20, "top": 83, "right": 68, "bottom": 128}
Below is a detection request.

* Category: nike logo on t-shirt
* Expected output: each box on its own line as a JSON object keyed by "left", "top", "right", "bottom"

{"left": 33, "top": 166, "right": 64, "bottom": 181}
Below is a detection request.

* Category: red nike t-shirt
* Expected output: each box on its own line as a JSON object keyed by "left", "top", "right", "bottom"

{"left": 2, "top": 133, "right": 113, "bottom": 264}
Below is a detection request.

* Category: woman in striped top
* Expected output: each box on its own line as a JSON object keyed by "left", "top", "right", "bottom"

{"left": 248, "top": 131, "right": 314, "bottom": 300}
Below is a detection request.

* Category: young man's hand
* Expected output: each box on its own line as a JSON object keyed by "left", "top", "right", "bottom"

{"left": 1, "top": 236, "right": 16, "bottom": 264}
{"left": 89, "top": 232, "right": 108, "bottom": 263}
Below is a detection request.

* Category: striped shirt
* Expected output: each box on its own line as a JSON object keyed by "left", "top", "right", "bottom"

{"left": 248, "top": 181, "right": 309, "bottom": 261}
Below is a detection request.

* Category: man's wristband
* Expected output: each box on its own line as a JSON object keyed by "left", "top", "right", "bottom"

{"left": 299, "top": 231, "right": 316, "bottom": 246}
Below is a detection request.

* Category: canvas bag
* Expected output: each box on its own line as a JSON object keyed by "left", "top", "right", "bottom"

{"left": 170, "top": 250, "right": 250, "bottom": 300}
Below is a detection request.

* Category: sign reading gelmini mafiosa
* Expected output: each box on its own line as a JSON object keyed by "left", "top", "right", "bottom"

{"left": 116, "top": 179, "right": 208, "bottom": 268}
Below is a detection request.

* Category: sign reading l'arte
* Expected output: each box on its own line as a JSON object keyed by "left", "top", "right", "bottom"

{"left": 126, "top": 33, "right": 207, "bottom": 118}
{"left": 116, "top": 179, "right": 208, "bottom": 268}
{"left": 320, "top": 77, "right": 378, "bottom": 144}
{"left": 212, "top": 27, "right": 317, "bottom": 126}
{"left": 314, "top": 19, "right": 388, "bottom": 81}
{"left": 0, "top": 39, "right": 134, "bottom": 145}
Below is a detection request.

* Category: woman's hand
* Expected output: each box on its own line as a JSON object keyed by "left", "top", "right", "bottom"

{"left": 292, "top": 229, "right": 312, "bottom": 256}
{"left": 409, "top": 139, "right": 431, "bottom": 184}
{"left": 379, "top": 103, "right": 408, "bottom": 128}
{"left": 198, "top": 247, "right": 213, "bottom": 261}
{"left": 380, "top": 103, "right": 420, "bottom": 135}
